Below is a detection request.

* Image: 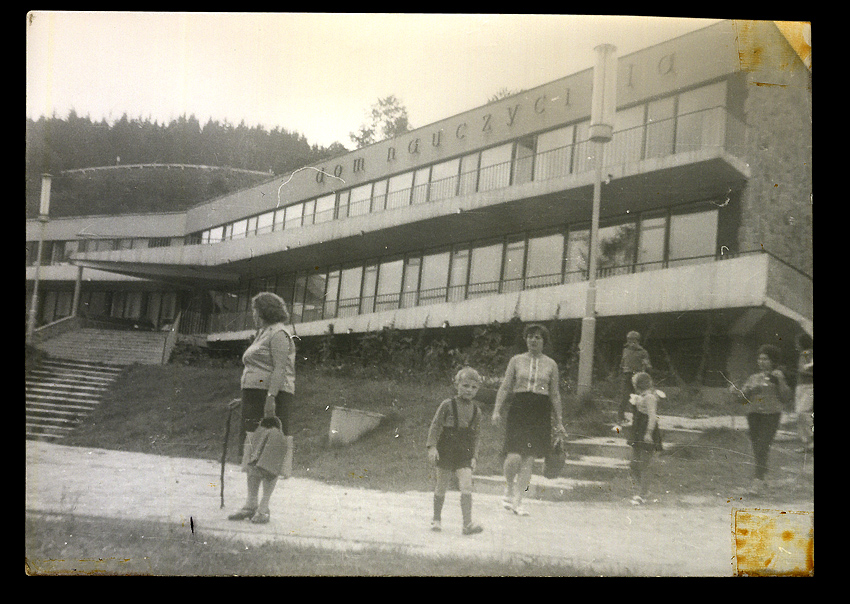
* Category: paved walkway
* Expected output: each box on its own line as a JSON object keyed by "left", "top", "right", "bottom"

{"left": 25, "top": 440, "right": 813, "bottom": 576}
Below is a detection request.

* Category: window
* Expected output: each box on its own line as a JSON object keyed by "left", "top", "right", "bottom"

{"left": 468, "top": 241, "right": 503, "bottom": 298}
{"left": 302, "top": 199, "right": 316, "bottom": 226}
{"left": 608, "top": 105, "right": 645, "bottom": 166}
{"left": 645, "top": 97, "right": 676, "bottom": 159}
{"left": 535, "top": 125, "right": 574, "bottom": 181}
{"left": 478, "top": 143, "right": 513, "bottom": 191}
{"left": 448, "top": 248, "right": 470, "bottom": 301}
{"left": 303, "top": 271, "right": 327, "bottom": 321}
{"left": 637, "top": 214, "right": 667, "bottom": 271}
{"left": 502, "top": 238, "right": 526, "bottom": 292}
{"left": 273, "top": 208, "right": 285, "bottom": 231}
{"left": 596, "top": 222, "right": 637, "bottom": 277}
{"left": 349, "top": 183, "right": 373, "bottom": 217}
{"left": 315, "top": 194, "right": 336, "bottom": 223}
{"left": 360, "top": 264, "right": 378, "bottom": 314}
{"left": 565, "top": 228, "right": 589, "bottom": 282}
{"left": 257, "top": 211, "right": 274, "bottom": 235}
{"left": 323, "top": 269, "right": 340, "bottom": 318}
{"left": 371, "top": 179, "right": 388, "bottom": 212}
{"left": 525, "top": 231, "right": 564, "bottom": 288}
{"left": 411, "top": 168, "right": 431, "bottom": 205}
{"left": 376, "top": 258, "right": 404, "bottom": 311}
{"left": 420, "top": 250, "right": 451, "bottom": 304}
{"left": 458, "top": 153, "right": 480, "bottom": 196}
{"left": 430, "top": 159, "right": 460, "bottom": 202}
{"left": 232, "top": 219, "right": 248, "bottom": 240}
{"left": 513, "top": 137, "right": 535, "bottom": 185}
{"left": 676, "top": 81, "right": 727, "bottom": 152}
{"left": 573, "top": 121, "right": 594, "bottom": 173}
{"left": 247, "top": 216, "right": 258, "bottom": 237}
{"left": 291, "top": 274, "right": 307, "bottom": 323}
{"left": 387, "top": 172, "right": 414, "bottom": 210}
{"left": 401, "top": 256, "right": 421, "bottom": 308}
{"left": 336, "top": 190, "right": 350, "bottom": 220}
{"left": 285, "top": 203, "right": 304, "bottom": 230}
{"left": 668, "top": 210, "right": 718, "bottom": 267}
{"left": 338, "top": 266, "right": 363, "bottom": 317}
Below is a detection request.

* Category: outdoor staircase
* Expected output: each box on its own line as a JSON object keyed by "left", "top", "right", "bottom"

{"left": 26, "top": 358, "right": 124, "bottom": 442}
{"left": 34, "top": 327, "right": 171, "bottom": 365}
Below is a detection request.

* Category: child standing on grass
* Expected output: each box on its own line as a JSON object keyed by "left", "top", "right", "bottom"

{"left": 426, "top": 367, "right": 485, "bottom": 535}
{"left": 627, "top": 371, "right": 663, "bottom": 505}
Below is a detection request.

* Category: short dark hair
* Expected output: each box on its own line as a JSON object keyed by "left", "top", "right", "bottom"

{"left": 251, "top": 292, "right": 289, "bottom": 324}
{"left": 523, "top": 323, "right": 550, "bottom": 345}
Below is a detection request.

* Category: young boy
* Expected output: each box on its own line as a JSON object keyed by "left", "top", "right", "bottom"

{"left": 426, "top": 367, "right": 485, "bottom": 535}
{"left": 628, "top": 371, "right": 663, "bottom": 505}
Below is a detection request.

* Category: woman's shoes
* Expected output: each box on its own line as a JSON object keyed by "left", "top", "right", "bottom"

{"left": 227, "top": 507, "right": 256, "bottom": 521}
{"left": 250, "top": 511, "right": 271, "bottom": 524}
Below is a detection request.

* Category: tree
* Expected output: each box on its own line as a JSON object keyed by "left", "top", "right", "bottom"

{"left": 349, "top": 95, "right": 412, "bottom": 148}
{"left": 487, "top": 88, "right": 524, "bottom": 104}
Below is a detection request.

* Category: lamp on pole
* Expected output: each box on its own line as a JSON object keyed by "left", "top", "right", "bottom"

{"left": 576, "top": 44, "right": 617, "bottom": 400}
{"left": 27, "top": 173, "right": 52, "bottom": 343}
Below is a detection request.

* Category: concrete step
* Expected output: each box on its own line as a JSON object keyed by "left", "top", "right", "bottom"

{"left": 37, "top": 328, "right": 168, "bottom": 365}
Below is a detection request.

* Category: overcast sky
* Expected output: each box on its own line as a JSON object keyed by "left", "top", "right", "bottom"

{"left": 26, "top": 13, "right": 728, "bottom": 149}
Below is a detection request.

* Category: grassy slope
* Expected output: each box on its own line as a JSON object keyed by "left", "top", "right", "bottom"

{"left": 60, "top": 362, "right": 813, "bottom": 504}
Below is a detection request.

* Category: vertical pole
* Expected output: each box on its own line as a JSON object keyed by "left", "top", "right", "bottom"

{"left": 27, "top": 174, "right": 52, "bottom": 343}
{"left": 71, "top": 264, "right": 83, "bottom": 317}
{"left": 576, "top": 45, "right": 617, "bottom": 401}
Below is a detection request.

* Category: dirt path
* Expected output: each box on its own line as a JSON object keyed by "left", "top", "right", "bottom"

{"left": 25, "top": 440, "right": 813, "bottom": 576}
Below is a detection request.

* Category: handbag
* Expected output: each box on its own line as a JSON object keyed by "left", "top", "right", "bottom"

{"left": 246, "top": 416, "right": 288, "bottom": 477}
{"left": 543, "top": 436, "right": 566, "bottom": 479}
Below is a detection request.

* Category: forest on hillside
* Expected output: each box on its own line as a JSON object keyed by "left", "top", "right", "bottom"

{"left": 25, "top": 113, "right": 350, "bottom": 218}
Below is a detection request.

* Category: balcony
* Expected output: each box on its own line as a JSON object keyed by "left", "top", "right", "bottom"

{"left": 205, "top": 249, "right": 812, "bottom": 341}
{"left": 73, "top": 106, "right": 750, "bottom": 284}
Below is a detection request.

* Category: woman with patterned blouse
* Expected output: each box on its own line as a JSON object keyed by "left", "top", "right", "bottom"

{"left": 491, "top": 324, "right": 567, "bottom": 516}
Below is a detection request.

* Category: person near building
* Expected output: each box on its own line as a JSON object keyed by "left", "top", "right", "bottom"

{"left": 618, "top": 331, "right": 653, "bottom": 424}
{"left": 491, "top": 324, "right": 567, "bottom": 517}
{"left": 627, "top": 371, "right": 663, "bottom": 505}
{"left": 426, "top": 366, "right": 485, "bottom": 536}
{"left": 227, "top": 292, "right": 296, "bottom": 524}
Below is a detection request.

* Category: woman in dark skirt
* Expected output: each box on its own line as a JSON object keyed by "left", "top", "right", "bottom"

{"left": 491, "top": 324, "right": 567, "bottom": 516}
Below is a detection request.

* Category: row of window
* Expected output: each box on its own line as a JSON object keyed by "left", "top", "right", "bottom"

{"left": 31, "top": 288, "right": 179, "bottom": 328}
{"left": 207, "top": 207, "right": 720, "bottom": 331}
{"left": 26, "top": 237, "right": 183, "bottom": 267}
{"left": 195, "top": 81, "right": 730, "bottom": 247}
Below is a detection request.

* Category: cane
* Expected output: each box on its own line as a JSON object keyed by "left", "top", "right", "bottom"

{"left": 221, "top": 398, "right": 241, "bottom": 508}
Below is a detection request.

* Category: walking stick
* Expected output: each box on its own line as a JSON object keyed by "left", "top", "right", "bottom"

{"left": 221, "top": 398, "right": 240, "bottom": 508}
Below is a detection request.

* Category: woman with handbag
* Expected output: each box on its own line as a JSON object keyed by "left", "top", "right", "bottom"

{"left": 228, "top": 292, "right": 296, "bottom": 524}
{"left": 491, "top": 324, "right": 567, "bottom": 517}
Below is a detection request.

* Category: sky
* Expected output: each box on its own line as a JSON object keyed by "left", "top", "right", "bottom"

{"left": 26, "top": 13, "right": 733, "bottom": 149}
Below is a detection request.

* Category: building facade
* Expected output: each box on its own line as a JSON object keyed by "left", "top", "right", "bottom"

{"left": 26, "top": 20, "right": 812, "bottom": 384}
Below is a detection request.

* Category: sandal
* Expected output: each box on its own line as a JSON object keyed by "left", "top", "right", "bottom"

{"left": 227, "top": 507, "right": 257, "bottom": 521}
{"left": 250, "top": 511, "right": 271, "bottom": 524}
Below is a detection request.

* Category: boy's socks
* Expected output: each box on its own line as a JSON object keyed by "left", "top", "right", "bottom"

{"left": 433, "top": 494, "right": 445, "bottom": 521}
{"left": 461, "top": 493, "right": 472, "bottom": 526}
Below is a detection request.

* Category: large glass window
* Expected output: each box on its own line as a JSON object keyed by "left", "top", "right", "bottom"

{"left": 302, "top": 199, "right": 316, "bottom": 226}
{"left": 502, "top": 238, "right": 526, "bottom": 292}
{"left": 430, "top": 159, "right": 460, "bottom": 201}
{"left": 411, "top": 168, "right": 430, "bottom": 205}
{"left": 303, "top": 271, "right": 327, "bottom": 322}
{"left": 676, "top": 81, "right": 727, "bottom": 152}
{"left": 573, "top": 121, "right": 594, "bottom": 173}
{"left": 597, "top": 222, "right": 637, "bottom": 277}
{"left": 338, "top": 265, "right": 363, "bottom": 317}
{"left": 291, "top": 274, "right": 307, "bottom": 323}
{"left": 565, "top": 228, "right": 589, "bottom": 282}
{"left": 526, "top": 231, "right": 564, "bottom": 288}
{"left": 512, "top": 136, "right": 535, "bottom": 186}
{"left": 360, "top": 264, "right": 378, "bottom": 314}
{"left": 232, "top": 219, "right": 248, "bottom": 240}
{"left": 387, "top": 172, "right": 414, "bottom": 210}
{"left": 315, "top": 194, "right": 336, "bottom": 224}
{"left": 478, "top": 143, "right": 513, "bottom": 191}
{"left": 458, "top": 153, "right": 480, "bottom": 196}
{"left": 336, "top": 190, "right": 350, "bottom": 220}
{"left": 284, "top": 203, "right": 304, "bottom": 230}
{"left": 323, "top": 269, "right": 340, "bottom": 318}
{"left": 420, "top": 250, "right": 451, "bottom": 305}
{"left": 608, "top": 105, "right": 645, "bottom": 167}
{"left": 637, "top": 214, "right": 667, "bottom": 272}
{"left": 401, "top": 257, "right": 421, "bottom": 308}
{"left": 645, "top": 97, "right": 676, "bottom": 159}
{"left": 371, "top": 179, "right": 388, "bottom": 212}
{"left": 668, "top": 210, "right": 718, "bottom": 267}
{"left": 535, "top": 125, "right": 574, "bottom": 181}
{"left": 376, "top": 259, "right": 404, "bottom": 311}
{"left": 448, "top": 248, "right": 469, "bottom": 301}
{"left": 257, "top": 211, "right": 274, "bottom": 235}
{"left": 349, "top": 183, "right": 373, "bottom": 217}
{"left": 468, "top": 241, "right": 503, "bottom": 298}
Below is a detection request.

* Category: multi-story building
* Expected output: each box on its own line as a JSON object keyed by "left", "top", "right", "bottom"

{"left": 26, "top": 20, "right": 812, "bottom": 384}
